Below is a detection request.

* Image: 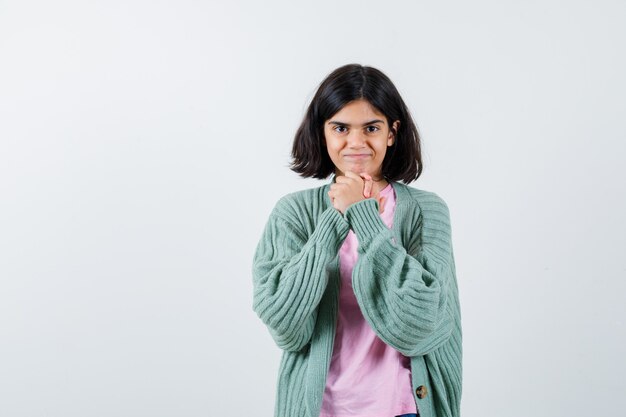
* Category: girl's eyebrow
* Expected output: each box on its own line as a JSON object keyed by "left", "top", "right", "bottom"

{"left": 328, "top": 119, "right": 385, "bottom": 127}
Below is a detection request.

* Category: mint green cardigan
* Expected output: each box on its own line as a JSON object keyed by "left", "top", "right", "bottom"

{"left": 252, "top": 179, "right": 462, "bottom": 417}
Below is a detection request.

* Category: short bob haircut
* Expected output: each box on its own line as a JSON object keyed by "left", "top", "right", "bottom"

{"left": 290, "top": 63, "right": 423, "bottom": 183}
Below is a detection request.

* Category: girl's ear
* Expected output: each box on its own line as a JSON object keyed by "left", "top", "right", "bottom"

{"left": 388, "top": 120, "right": 400, "bottom": 146}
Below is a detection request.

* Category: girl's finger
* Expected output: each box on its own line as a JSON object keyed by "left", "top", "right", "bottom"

{"left": 360, "top": 173, "right": 373, "bottom": 198}
{"left": 378, "top": 196, "right": 386, "bottom": 213}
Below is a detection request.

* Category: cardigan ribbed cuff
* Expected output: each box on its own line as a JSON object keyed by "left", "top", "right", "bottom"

{"left": 344, "top": 198, "right": 389, "bottom": 245}
{"left": 311, "top": 206, "right": 351, "bottom": 253}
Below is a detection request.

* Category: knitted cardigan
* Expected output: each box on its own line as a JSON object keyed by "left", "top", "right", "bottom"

{"left": 252, "top": 179, "right": 462, "bottom": 417}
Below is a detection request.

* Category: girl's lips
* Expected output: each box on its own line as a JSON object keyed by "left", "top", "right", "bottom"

{"left": 344, "top": 154, "right": 371, "bottom": 159}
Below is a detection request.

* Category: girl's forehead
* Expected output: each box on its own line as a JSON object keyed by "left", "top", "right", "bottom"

{"left": 329, "top": 99, "right": 386, "bottom": 121}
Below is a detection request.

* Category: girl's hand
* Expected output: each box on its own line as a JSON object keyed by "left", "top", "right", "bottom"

{"left": 328, "top": 171, "right": 385, "bottom": 214}
{"left": 328, "top": 171, "right": 365, "bottom": 214}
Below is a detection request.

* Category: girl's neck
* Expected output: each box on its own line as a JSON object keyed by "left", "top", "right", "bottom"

{"left": 372, "top": 179, "right": 390, "bottom": 196}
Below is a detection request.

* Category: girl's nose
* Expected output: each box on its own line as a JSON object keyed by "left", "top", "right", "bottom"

{"left": 347, "top": 131, "right": 366, "bottom": 147}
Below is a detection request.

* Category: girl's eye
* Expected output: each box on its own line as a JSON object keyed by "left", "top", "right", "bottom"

{"left": 366, "top": 125, "right": 380, "bottom": 133}
{"left": 334, "top": 126, "right": 348, "bottom": 133}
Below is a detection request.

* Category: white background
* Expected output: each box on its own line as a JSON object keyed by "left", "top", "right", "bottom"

{"left": 1, "top": 1, "right": 625, "bottom": 416}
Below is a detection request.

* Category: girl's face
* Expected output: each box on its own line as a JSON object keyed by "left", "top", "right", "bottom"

{"left": 323, "top": 99, "right": 399, "bottom": 179}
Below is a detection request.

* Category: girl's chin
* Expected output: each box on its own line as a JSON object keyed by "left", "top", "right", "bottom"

{"left": 338, "top": 164, "right": 369, "bottom": 175}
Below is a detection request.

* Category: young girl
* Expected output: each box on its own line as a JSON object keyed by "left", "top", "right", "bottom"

{"left": 252, "top": 64, "right": 462, "bottom": 417}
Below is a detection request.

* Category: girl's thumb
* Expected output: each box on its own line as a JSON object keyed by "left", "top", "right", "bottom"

{"left": 378, "top": 196, "right": 386, "bottom": 213}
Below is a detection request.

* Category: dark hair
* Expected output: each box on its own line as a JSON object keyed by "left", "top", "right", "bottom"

{"left": 290, "top": 63, "right": 423, "bottom": 183}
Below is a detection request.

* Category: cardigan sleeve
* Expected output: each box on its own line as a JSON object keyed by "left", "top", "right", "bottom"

{"left": 344, "top": 194, "right": 456, "bottom": 357}
{"left": 252, "top": 199, "right": 350, "bottom": 352}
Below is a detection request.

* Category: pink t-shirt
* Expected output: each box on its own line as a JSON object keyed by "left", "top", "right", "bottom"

{"left": 320, "top": 184, "right": 418, "bottom": 417}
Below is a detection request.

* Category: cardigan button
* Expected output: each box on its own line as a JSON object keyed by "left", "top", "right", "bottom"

{"left": 415, "top": 385, "right": 428, "bottom": 399}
